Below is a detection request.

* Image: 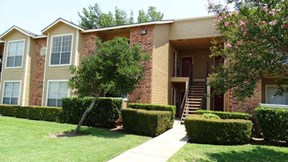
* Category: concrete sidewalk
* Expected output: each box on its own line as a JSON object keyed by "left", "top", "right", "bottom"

{"left": 109, "top": 120, "right": 188, "bottom": 162}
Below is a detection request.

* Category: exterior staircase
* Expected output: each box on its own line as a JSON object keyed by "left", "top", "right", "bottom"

{"left": 181, "top": 82, "right": 206, "bottom": 123}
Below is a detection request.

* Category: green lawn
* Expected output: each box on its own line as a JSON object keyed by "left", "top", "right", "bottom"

{"left": 169, "top": 143, "right": 288, "bottom": 162}
{"left": 0, "top": 116, "right": 150, "bottom": 162}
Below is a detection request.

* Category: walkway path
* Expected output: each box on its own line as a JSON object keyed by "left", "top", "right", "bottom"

{"left": 109, "top": 120, "right": 188, "bottom": 162}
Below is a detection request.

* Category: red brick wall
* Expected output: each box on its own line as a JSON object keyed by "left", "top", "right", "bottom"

{"left": 128, "top": 25, "right": 154, "bottom": 103}
{"left": 30, "top": 38, "right": 46, "bottom": 106}
{"left": 227, "top": 80, "right": 261, "bottom": 113}
{"left": 80, "top": 32, "right": 97, "bottom": 61}
{"left": 0, "top": 43, "right": 4, "bottom": 57}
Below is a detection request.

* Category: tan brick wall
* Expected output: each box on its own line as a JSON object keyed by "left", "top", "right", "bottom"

{"left": 128, "top": 25, "right": 154, "bottom": 103}
{"left": 227, "top": 80, "right": 261, "bottom": 113}
{"left": 30, "top": 38, "right": 46, "bottom": 106}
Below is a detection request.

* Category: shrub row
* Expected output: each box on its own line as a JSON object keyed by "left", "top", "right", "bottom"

{"left": 185, "top": 114, "right": 253, "bottom": 145}
{"left": 0, "top": 105, "right": 62, "bottom": 122}
{"left": 121, "top": 108, "right": 171, "bottom": 137}
{"left": 196, "top": 110, "right": 252, "bottom": 120}
{"left": 129, "top": 103, "right": 176, "bottom": 128}
{"left": 61, "top": 97, "right": 122, "bottom": 128}
{"left": 255, "top": 107, "right": 288, "bottom": 143}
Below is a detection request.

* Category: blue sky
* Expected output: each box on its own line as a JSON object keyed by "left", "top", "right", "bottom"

{"left": 0, "top": 0, "right": 212, "bottom": 35}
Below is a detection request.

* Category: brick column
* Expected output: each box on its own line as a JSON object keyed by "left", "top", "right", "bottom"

{"left": 30, "top": 38, "right": 46, "bottom": 106}
{"left": 128, "top": 25, "right": 154, "bottom": 103}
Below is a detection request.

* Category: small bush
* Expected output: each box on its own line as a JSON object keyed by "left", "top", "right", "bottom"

{"left": 202, "top": 113, "right": 221, "bottom": 119}
{"left": 185, "top": 115, "right": 253, "bottom": 145}
{"left": 255, "top": 107, "right": 288, "bottom": 142}
{"left": 129, "top": 103, "right": 176, "bottom": 128}
{"left": 0, "top": 105, "right": 62, "bottom": 122}
{"left": 196, "top": 110, "right": 252, "bottom": 120}
{"left": 61, "top": 97, "right": 122, "bottom": 128}
{"left": 121, "top": 108, "right": 171, "bottom": 136}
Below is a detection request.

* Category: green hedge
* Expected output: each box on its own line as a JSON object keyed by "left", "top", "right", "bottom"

{"left": 61, "top": 97, "right": 122, "bottom": 128}
{"left": 196, "top": 110, "right": 252, "bottom": 120}
{"left": 129, "top": 103, "right": 176, "bottom": 128}
{"left": 255, "top": 107, "right": 288, "bottom": 142}
{"left": 0, "top": 105, "right": 62, "bottom": 122}
{"left": 185, "top": 115, "right": 253, "bottom": 145}
{"left": 121, "top": 108, "right": 171, "bottom": 137}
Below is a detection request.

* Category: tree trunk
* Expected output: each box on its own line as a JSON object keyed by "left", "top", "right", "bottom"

{"left": 74, "top": 97, "right": 97, "bottom": 134}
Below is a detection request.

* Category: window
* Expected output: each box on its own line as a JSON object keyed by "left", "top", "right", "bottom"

{"left": 266, "top": 86, "right": 288, "bottom": 105}
{"left": 6, "top": 40, "right": 24, "bottom": 67}
{"left": 47, "top": 81, "right": 68, "bottom": 107}
{"left": 50, "top": 35, "right": 72, "bottom": 65}
{"left": 3, "top": 82, "right": 20, "bottom": 105}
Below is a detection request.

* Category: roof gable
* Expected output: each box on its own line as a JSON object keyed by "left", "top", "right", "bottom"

{"left": 42, "top": 18, "right": 84, "bottom": 34}
{"left": 0, "top": 25, "right": 39, "bottom": 39}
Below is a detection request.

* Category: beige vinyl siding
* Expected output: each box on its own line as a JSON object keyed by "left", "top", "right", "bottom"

{"left": 23, "top": 37, "right": 32, "bottom": 105}
{"left": 43, "top": 22, "right": 77, "bottom": 105}
{"left": 28, "top": 39, "right": 37, "bottom": 105}
{"left": 170, "top": 17, "right": 218, "bottom": 40}
{"left": 0, "top": 30, "right": 29, "bottom": 106}
{"left": 151, "top": 24, "right": 170, "bottom": 105}
{"left": 180, "top": 50, "right": 213, "bottom": 79}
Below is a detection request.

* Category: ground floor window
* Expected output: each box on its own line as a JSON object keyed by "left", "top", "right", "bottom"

{"left": 47, "top": 81, "right": 68, "bottom": 107}
{"left": 266, "top": 86, "right": 288, "bottom": 105}
{"left": 3, "top": 81, "right": 20, "bottom": 105}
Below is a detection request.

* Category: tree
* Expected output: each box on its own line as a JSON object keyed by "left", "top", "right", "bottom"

{"left": 78, "top": 3, "right": 102, "bottom": 29}
{"left": 78, "top": 3, "right": 164, "bottom": 29}
{"left": 69, "top": 37, "right": 149, "bottom": 134}
{"left": 207, "top": 0, "right": 288, "bottom": 100}
{"left": 138, "top": 6, "right": 164, "bottom": 23}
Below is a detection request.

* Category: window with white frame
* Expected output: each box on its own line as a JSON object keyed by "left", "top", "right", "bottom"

{"left": 6, "top": 40, "right": 24, "bottom": 67}
{"left": 266, "top": 86, "right": 288, "bottom": 105}
{"left": 3, "top": 82, "right": 20, "bottom": 105}
{"left": 47, "top": 81, "right": 68, "bottom": 107}
{"left": 50, "top": 35, "right": 72, "bottom": 65}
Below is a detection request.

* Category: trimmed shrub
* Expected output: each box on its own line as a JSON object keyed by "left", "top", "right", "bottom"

{"left": 129, "top": 103, "right": 176, "bottom": 128}
{"left": 185, "top": 115, "right": 253, "bottom": 145}
{"left": 196, "top": 110, "right": 252, "bottom": 120}
{"left": 202, "top": 113, "right": 221, "bottom": 119}
{"left": 255, "top": 107, "right": 288, "bottom": 142}
{"left": 121, "top": 108, "right": 171, "bottom": 136}
{"left": 0, "top": 105, "right": 62, "bottom": 122}
{"left": 61, "top": 97, "right": 122, "bottom": 128}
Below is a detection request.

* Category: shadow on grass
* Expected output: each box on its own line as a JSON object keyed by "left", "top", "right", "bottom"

{"left": 206, "top": 146, "right": 288, "bottom": 162}
{"left": 49, "top": 126, "right": 127, "bottom": 139}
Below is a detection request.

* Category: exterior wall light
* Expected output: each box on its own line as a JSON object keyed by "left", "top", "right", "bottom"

{"left": 140, "top": 29, "right": 147, "bottom": 35}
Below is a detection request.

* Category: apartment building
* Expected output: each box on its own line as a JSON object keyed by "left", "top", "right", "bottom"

{"left": 0, "top": 16, "right": 285, "bottom": 117}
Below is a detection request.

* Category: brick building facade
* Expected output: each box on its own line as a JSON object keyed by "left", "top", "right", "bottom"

{"left": 0, "top": 17, "right": 284, "bottom": 115}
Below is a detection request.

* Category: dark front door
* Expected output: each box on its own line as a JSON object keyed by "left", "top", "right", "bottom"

{"left": 213, "top": 94, "right": 224, "bottom": 111}
{"left": 181, "top": 57, "right": 193, "bottom": 77}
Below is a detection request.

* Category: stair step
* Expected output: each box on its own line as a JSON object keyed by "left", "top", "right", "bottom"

{"left": 187, "top": 104, "right": 200, "bottom": 106}
{"left": 189, "top": 90, "right": 204, "bottom": 93}
{"left": 190, "top": 86, "right": 205, "bottom": 88}
{"left": 187, "top": 97, "right": 202, "bottom": 102}
{"left": 186, "top": 101, "right": 201, "bottom": 104}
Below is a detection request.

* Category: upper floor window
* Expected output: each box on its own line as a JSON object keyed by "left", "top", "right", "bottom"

{"left": 50, "top": 35, "right": 72, "bottom": 65}
{"left": 2, "top": 81, "right": 20, "bottom": 105}
{"left": 6, "top": 40, "right": 24, "bottom": 68}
